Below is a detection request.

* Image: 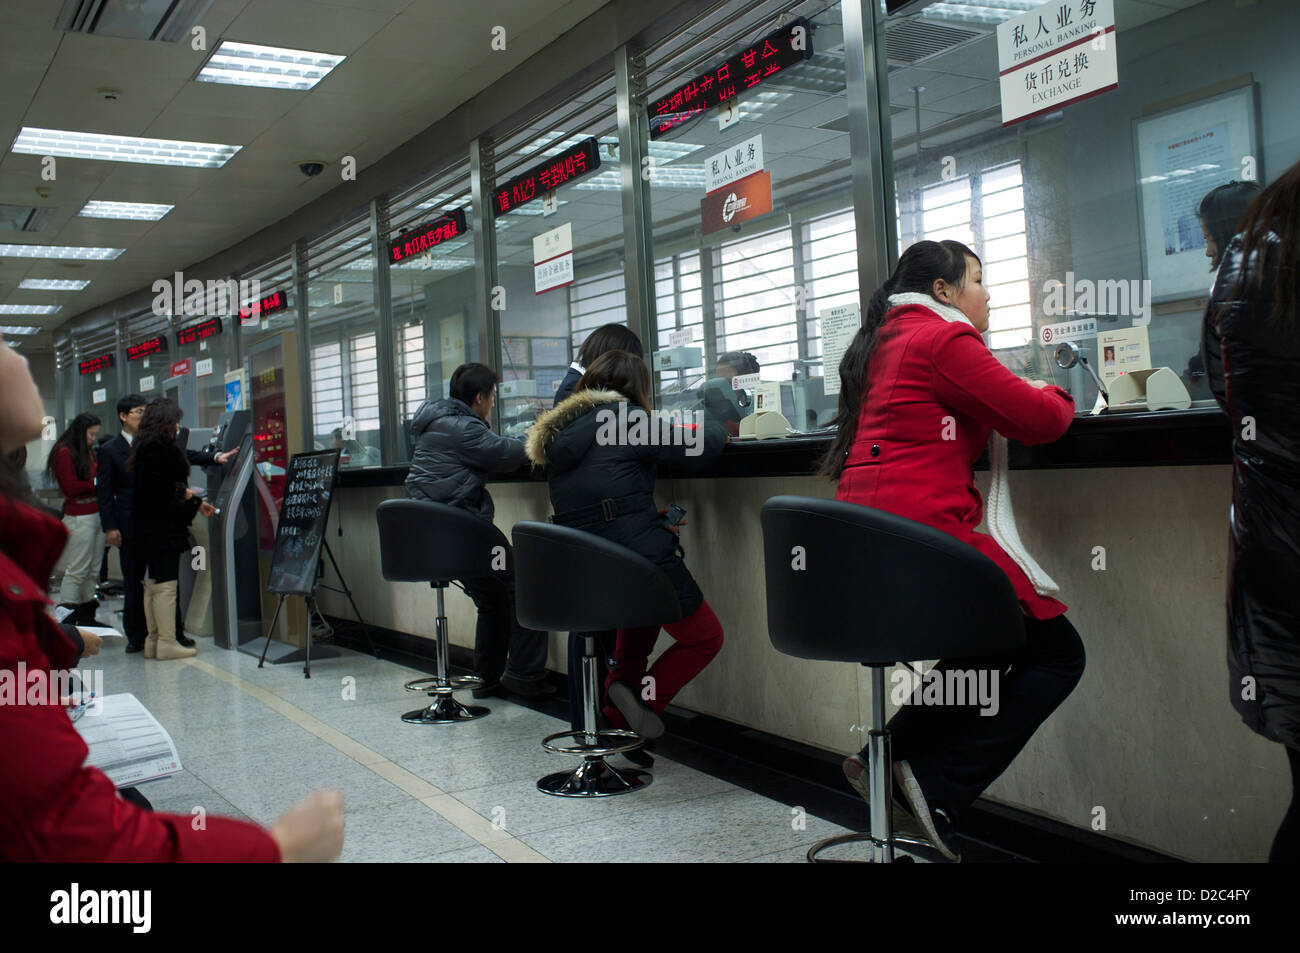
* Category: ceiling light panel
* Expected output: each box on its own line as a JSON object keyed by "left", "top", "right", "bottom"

{"left": 12, "top": 127, "right": 241, "bottom": 168}
{"left": 0, "top": 305, "right": 61, "bottom": 315}
{"left": 0, "top": 244, "right": 123, "bottom": 260}
{"left": 0, "top": 325, "right": 42, "bottom": 334}
{"left": 197, "top": 41, "right": 346, "bottom": 91}
{"left": 79, "top": 200, "right": 175, "bottom": 220}
{"left": 18, "top": 279, "right": 91, "bottom": 290}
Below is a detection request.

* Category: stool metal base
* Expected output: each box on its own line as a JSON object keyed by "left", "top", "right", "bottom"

{"left": 405, "top": 674, "right": 483, "bottom": 693}
{"left": 537, "top": 758, "right": 650, "bottom": 797}
{"left": 402, "top": 691, "right": 490, "bottom": 725}
{"left": 807, "top": 831, "right": 945, "bottom": 864}
{"left": 541, "top": 727, "right": 642, "bottom": 758}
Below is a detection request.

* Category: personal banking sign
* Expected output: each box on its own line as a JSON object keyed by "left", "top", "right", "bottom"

{"left": 997, "top": 0, "right": 1118, "bottom": 127}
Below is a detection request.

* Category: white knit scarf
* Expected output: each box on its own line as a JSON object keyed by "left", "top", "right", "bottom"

{"left": 888, "top": 292, "right": 1060, "bottom": 597}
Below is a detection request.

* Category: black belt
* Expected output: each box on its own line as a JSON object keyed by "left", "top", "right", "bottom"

{"left": 551, "top": 493, "right": 653, "bottom": 528}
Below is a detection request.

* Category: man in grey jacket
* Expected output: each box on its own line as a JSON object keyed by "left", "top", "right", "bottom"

{"left": 405, "top": 363, "right": 552, "bottom": 698}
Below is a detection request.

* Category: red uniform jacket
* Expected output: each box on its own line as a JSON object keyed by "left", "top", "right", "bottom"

{"left": 835, "top": 302, "right": 1075, "bottom": 620}
{"left": 52, "top": 445, "right": 98, "bottom": 516}
{"left": 0, "top": 494, "right": 280, "bottom": 862}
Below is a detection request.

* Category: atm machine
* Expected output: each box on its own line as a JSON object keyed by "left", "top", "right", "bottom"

{"left": 202, "top": 410, "right": 264, "bottom": 649}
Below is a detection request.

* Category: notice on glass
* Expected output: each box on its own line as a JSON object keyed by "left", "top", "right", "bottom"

{"left": 1098, "top": 326, "right": 1150, "bottom": 387}
{"left": 75, "top": 693, "right": 183, "bottom": 787}
{"left": 820, "top": 303, "right": 861, "bottom": 397}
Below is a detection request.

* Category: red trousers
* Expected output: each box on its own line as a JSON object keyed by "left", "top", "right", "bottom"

{"left": 602, "top": 600, "right": 724, "bottom": 726}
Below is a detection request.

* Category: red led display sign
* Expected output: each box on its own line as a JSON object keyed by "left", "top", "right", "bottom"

{"left": 239, "top": 290, "right": 289, "bottom": 325}
{"left": 78, "top": 353, "right": 114, "bottom": 376}
{"left": 127, "top": 335, "right": 168, "bottom": 361}
{"left": 388, "top": 209, "right": 468, "bottom": 264}
{"left": 493, "top": 137, "right": 601, "bottom": 215}
{"left": 177, "top": 316, "right": 223, "bottom": 346}
{"left": 648, "top": 19, "right": 813, "bottom": 139}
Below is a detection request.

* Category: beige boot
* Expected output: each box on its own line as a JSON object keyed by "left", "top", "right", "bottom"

{"left": 142, "top": 579, "right": 159, "bottom": 659}
{"left": 153, "top": 580, "right": 196, "bottom": 660}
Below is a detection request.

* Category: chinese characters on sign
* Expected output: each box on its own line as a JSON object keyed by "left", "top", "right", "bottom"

{"left": 705, "top": 134, "right": 765, "bottom": 193}
{"left": 533, "top": 222, "right": 575, "bottom": 294}
{"left": 1039, "top": 318, "right": 1099, "bottom": 346}
{"left": 388, "top": 209, "right": 468, "bottom": 264}
{"left": 648, "top": 19, "right": 813, "bottom": 139}
{"left": 997, "top": 0, "right": 1117, "bottom": 126}
{"left": 176, "top": 316, "right": 223, "bottom": 346}
{"left": 127, "top": 335, "right": 167, "bottom": 361}
{"left": 238, "top": 290, "right": 288, "bottom": 326}
{"left": 78, "top": 353, "right": 114, "bottom": 376}
{"left": 494, "top": 138, "right": 601, "bottom": 215}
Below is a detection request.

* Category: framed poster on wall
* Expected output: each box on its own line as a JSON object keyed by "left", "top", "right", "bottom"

{"left": 1133, "top": 83, "right": 1260, "bottom": 303}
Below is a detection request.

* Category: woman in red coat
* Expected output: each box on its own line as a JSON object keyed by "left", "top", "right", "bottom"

{"left": 0, "top": 331, "right": 343, "bottom": 862}
{"left": 823, "top": 239, "right": 1085, "bottom": 860}
{"left": 45, "top": 412, "right": 103, "bottom": 625}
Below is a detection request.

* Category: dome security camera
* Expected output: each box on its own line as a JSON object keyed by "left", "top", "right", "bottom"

{"left": 298, "top": 161, "right": 326, "bottom": 177}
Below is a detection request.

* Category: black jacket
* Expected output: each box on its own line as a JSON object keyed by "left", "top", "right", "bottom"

{"left": 405, "top": 398, "right": 527, "bottom": 520}
{"left": 131, "top": 440, "right": 202, "bottom": 554}
{"left": 95, "top": 435, "right": 134, "bottom": 536}
{"left": 1202, "top": 230, "right": 1300, "bottom": 750}
{"left": 526, "top": 389, "right": 727, "bottom": 615}
{"left": 553, "top": 365, "right": 584, "bottom": 407}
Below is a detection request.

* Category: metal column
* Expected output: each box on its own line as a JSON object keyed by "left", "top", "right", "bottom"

{"left": 469, "top": 137, "right": 500, "bottom": 379}
{"left": 615, "top": 44, "right": 655, "bottom": 356}
{"left": 291, "top": 240, "right": 313, "bottom": 450}
{"left": 370, "top": 197, "right": 399, "bottom": 463}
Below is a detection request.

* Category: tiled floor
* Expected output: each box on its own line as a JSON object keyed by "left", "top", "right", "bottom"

{"left": 85, "top": 607, "right": 856, "bottom": 863}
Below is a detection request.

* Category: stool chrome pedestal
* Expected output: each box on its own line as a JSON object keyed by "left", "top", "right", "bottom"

{"left": 537, "top": 635, "right": 649, "bottom": 797}
{"left": 402, "top": 584, "right": 488, "bottom": 725}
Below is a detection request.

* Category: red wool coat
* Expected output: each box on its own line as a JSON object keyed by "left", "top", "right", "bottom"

{"left": 0, "top": 494, "right": 280, "bottom": 862}
{"left": 835, "top": 301, "right": 1075, "bottom": 620}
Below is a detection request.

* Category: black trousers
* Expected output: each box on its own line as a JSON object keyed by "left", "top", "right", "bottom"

{"left": 1271, "top": 744, "right": 1300, "bottom": 863}
{"left": 459, "top": 565, "right": 548, "bottom": 685}
{"left": 118, "top": 536, "right": 147, "bottom": 649}
{"left": 567, "top": 631, "right": 614, "bottom": 731}
{"left": 880, "top": 612, "right": 1086, "bottom": 827}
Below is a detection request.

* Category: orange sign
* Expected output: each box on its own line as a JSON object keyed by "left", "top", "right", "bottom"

{"left": 701, "top": 170, "right": 773, "bottom": 237}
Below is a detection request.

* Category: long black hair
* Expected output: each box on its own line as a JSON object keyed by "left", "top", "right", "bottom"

{"left": 45, "top": 412, "right": 101, "bottom": 482}
{"left": 1227, "top": 159, "right": 1300, "bottom": 337}
{"left": 1198, "top": 180, "right": 1263, "bottom": 270}
{"left": 818, "top": 239, "right": 979, "bottom": 480}
{"left": 128, "top": 397, "right": 187, "bottom": 475}
{"left": 577, "top": 323, "right": 643, "bottom": 367}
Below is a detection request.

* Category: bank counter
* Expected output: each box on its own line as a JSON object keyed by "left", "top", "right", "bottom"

{"left": 316, "top": 405, "right": 1285, "bottom": 863}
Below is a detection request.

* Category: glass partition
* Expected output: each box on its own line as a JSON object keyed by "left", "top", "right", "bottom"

{"left": 880, "top": 0, "right": 1299, "bottom": 412}
{"left": 645, "top": 0, "right": 855, "bottom": 434}
{"left": 489, "top": 74, "right": 624, "bottom": 437}
{"left": 306, "top": 217, "right": 382, "bottom": 467}
{"left": 386, "top": 166, "right": 478, "bottom": 461}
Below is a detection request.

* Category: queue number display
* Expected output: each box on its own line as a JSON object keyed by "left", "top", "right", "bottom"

{"left": 648, "top": 19, "right": 813, "bottom": 139}
{"left": 127, "top": 335, "right": 168, "bottom": 361}
{"left": 239, "top": 290, "right": 289, "bottom": 326}
{"left": 78, "top": 353, "right": 114, "bottom": 376}
{"left": 493, "top": 137, "right": 601, "bottom": 215}
{"left": 388, "top": 209, "right": 468, "bottom": 264}
{"left": 177, "top": 316, "right": 223, "bottom": 346}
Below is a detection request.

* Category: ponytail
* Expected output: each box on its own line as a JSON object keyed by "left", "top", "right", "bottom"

{"left": 817, "top": 239, "right": 978, "bottom": 481}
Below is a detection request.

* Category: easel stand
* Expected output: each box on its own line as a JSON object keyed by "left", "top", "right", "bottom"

{"left": 255, "top": 540, "right": 378, "bottom": 678}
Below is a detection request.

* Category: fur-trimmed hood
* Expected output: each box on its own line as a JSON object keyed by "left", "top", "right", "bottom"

{"left": 525, "top": 388, "right": 626, "bottom": 469}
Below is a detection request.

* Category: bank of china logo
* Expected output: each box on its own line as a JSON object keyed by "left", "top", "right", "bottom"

{"left": 721, "top": 192, "right": 750, "bottom": 223}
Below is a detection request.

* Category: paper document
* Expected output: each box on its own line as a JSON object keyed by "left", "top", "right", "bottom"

{"left": 74, "top": 693, "right": 183, "bottom": 786}
{"left": 79, "top": 625, "right": 125, "bottom": 639}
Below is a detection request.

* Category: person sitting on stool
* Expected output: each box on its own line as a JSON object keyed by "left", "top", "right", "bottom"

{"left": 406, "top": 363, "right": 554, "bottom": 699}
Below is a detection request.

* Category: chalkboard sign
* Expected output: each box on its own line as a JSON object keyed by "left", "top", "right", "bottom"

{"left": 267, "top": 449, "right": 341, "bottom": 595}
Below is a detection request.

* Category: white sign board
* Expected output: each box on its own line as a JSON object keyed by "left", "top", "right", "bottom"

{"left": 1098, "top": 326, "right": 1151, "bottom": 387}
{"left": 92, "top": 388, "right": 107, "bottom": 405}
{"left": 997, "top": 0, "right": 1117, "bottom": 126}
{"left": 534, "top": 254, "right": 574, "bottom": 294}
{"left": 731, "top": 372, "right": 761, "bottom": 392}
{"left": 705, "top": 134, "right": 764, "bottom": 193}
{"left": 1039, "top": 317, "right": 1098, "bottom": 346}
{"left": 139, "top": 375, "right": 155, "bottom": 391}
{"left": 819, "top": 303, "right": 862, "bottom": 397}
{"left": 533, "top": 222, "right": 573, "bottom": 263}
{"left": 669, "top": 328, "right": 694, "bottom": 348}
{"left": 718, "top": 101, "right": 742, "bottom": 132}
{"left": 196, "top": 358, "right": 214, "bottom": 377}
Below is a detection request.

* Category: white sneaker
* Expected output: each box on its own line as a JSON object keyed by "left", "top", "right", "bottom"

{"left": 893, "top": 760, "right": 962, "bottom": 862}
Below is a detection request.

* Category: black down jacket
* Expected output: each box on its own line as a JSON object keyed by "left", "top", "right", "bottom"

{"left": 131, "top": 440, "right": 201, "bottom": 553}
{"left": 405, "top": 398, "right": 527, "bottom": 520}
{"left": 526, "top": 388, "right": 727, "bottom": 616}
{"left": 1202, "top": 230, "right": 1300, "bottom": 751}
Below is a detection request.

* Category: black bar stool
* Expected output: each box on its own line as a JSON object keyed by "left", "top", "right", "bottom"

{"left": 760, "top": 495, "right": 1026, "bottom": 863}
{"left": 376, "top": 499, "right": 504, "bottom": 725}
{"left": 512, "top": 520, "right": 681, "bottom": 797}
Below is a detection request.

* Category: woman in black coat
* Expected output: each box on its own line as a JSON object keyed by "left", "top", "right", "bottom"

{"left": 1202, "top": 158, "right": 1300, "bottom": 862}
{"left": 129, "top": 398, "right": 215, "bottom": 660}
{"left": 527, "top": 350, "right": 727, "bottom": 740}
